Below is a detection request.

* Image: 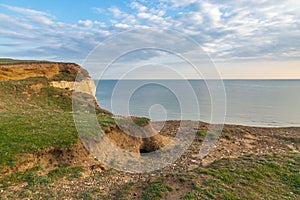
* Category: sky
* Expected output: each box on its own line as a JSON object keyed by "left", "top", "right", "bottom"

{"left": 0, "top": 0, "right": 299, "bottom": 79}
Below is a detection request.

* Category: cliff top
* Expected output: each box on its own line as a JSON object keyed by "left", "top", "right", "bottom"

{"left": 0, "top": 58, "right": 89, "bottom": 81}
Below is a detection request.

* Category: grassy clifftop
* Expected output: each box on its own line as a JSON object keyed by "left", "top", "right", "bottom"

{"left": 0, "top": 59, "right": 89, "bottom": 81}
{"left": 0, "top": 58, "right": 46, "bottom": 64}
{"left": 0, "top": 60, "right": 113, "bottom": 173}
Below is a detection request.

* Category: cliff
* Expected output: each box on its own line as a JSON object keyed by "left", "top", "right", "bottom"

{"left": 0, "top": 61, "right": 95, "bottom": 96}
{"left": 0, "top": 59, "right": 168, "bottom": 175}
{"left": 0, "top": 60, "right": 103, "bottom": 175}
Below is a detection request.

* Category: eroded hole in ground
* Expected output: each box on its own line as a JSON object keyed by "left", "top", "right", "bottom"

{"left": 104, "top": 123, "right": 170, "bottom": 155}
{"left": 139, "top": 148, "right": 150, "bottom": 154}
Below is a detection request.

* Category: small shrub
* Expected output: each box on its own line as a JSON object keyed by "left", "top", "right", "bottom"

{"left": 224, "top": 135, "right": 232, "bottom": 140}
{"left": 196, "top": 130, "right": 207, "bottom": 137}
{"left": 51, "top": 72, "right": 76, "bottom": 81}
{"left": 132, "top": 117, "right": 150, "bottom": 127}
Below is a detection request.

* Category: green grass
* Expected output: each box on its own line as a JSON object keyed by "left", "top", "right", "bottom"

{"left": 0, "top": 165, "right": 83, "bottom": 189}
{"left": 131, "top": 153, "right": 300, "bottom": 200}
{"left": 0, "top": 75, "right": 117, "bottom": 171}
{"left": 224, "top": 134, "right": 232, "bottom": 140}
{"left": 141, "top": 178, "right": 173, "bottom": 200}
{"left": 132, "top": 117, "right": 150, "bottom": 127}
{"left": 48, "top": 164, "right": 82, "bottom": 179}
{"left": 196, "top": 130, "right": 207, "bottom": 137}
{"left": 206, "top": 132, "right": 218, "bottom": 141}
{"left": 193, "top": 153, "right": 299, "bottom": 199}
{"left": 0, "top": 77, "right": 80, "bottom": 170}
{"left": 36, "top": 87, "right": 73, "bottom": 111}
{"left": 0, "top": 111, "right": 78, "bottom": 169}
{"left": 0, "top": 58, "right": 42, "bottom": 64}
{"left": 98, "top": 113, "right": 116, "bottom": 128}
{"left": 182, "top": 192, "right": 196, "bottom": 199}
{"left": 0, "top": 77, "right": 72, "bottom": 111}
{"left": 116, "top": 182, "right": 135, "bottom": 200}
{"left": 113, "top": 116, "right": 150, "bottom": 128}
{"left": 51, "top": 72, "right": 76, "bottom": 81}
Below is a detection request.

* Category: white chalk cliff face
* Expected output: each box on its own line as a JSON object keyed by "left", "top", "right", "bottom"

{"left": 50, "top": 78, "right": 96, "bottom": 96}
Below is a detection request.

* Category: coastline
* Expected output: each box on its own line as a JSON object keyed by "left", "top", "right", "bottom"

{"left": 152, "top": 120, "right": 299, "bottom": 168}
{"left": 152, "top": 119, "right": 300, "bottom": 128}
{"left": 1, "top": 60, "right": 299, "bottom": 199}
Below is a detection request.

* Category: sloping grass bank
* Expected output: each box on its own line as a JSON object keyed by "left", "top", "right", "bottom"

{"left": 126, "top": 153, "right": 300, "bottom": 200}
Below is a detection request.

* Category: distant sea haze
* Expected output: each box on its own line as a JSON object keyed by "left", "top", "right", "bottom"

{"left": 94, "top": 79, "right": 300, "bottom": 127}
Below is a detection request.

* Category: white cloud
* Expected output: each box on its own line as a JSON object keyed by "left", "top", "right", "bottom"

{"left": 170, "top": 0, "right": 300, "bottom": 62}
{"left": 78, "top": 20, "right": 93, "bottom": 28}
{"left": 1, "top": 4, "right": 52, "bottom": 16}
{"left": 123, "top": 15, "right": 137, "bottom": 24}
{"left": 136, "top": 12, "right": 170, "bottom": 27}
{"left": 159, "top": 0, "right": 197, "bottom": 8}
{"left": 0, "top": 13, "right": 33, "bottom": 29}
{"left": 114, "top": 23, "right": 131, "bottom": 29}
{"left": 0, "top": 0, "right": 299, "bottom": 65}
{"left": 0, "top": 4, "right": 114, "bottom": 61}
{"left": 92, "top": 7, "right": 105, "bottom": 14}
{"left": 108, "top": 6, "right": 128, "bottom": 18}
{"left": 1, "top": 4, "right": 54, "bottom": 26}
{"left": 198, "top": 1, "right": 222, "bottom": 27}
{"left": 130, "top": 1, "right": 147, "bottom": 12}
{"left": 94, "top": 21, "right": 106, "bottom": 28}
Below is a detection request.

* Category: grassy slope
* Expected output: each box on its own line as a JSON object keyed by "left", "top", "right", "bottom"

{"left": 0, "top": 75, "right": 114, "bottom": 172}
{"left": 1, "top": 153, "right": 298, "bottom": 199}
{"left": 0, "top": 77, "right": 74, "bottom": 168}
{"left": 134, "top": 153, "right": 300, "bottom": 200}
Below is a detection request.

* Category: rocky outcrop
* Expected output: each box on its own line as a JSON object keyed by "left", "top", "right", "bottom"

{"left": 0, "top": 61, "right": 95, "bottom": 95}
{"left": 50, "top": 79, "right": 96, "bottom": 96}
{"left": 0, "top": 62, "right": 88, "bottom": 81}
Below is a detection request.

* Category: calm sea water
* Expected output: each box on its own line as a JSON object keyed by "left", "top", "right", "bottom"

{"left": 94, "top": 80, "right": 300, "bottom": 127}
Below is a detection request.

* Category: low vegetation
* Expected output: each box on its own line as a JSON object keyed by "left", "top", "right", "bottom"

{"left": 141, "top": 178, "right": 173, "bottom": 200}
{"left": 0, "top": 111, "right": 78, "bottom": 169}
{"left": 196, "top": 130, "right": 207, "bottom": 137}
{"left": 132, "top": 116, "right": 150, "bottom": 127}
{"left": 0, "top": 164, "right": 82, "bottom": 189}
{"left": 0, "top": 75, "right": 114, "bottom": 172}
{"left": 127, "top": 153, "right": 300, "bottom": 200}
{"left": 1, "top": 153, "right": 299, "bottom": 199}
{"left": 50, "top": 72, "right": 76, "bottom": 82}
{"left": 0, "top": 58, "right": 42, "bottom": 64}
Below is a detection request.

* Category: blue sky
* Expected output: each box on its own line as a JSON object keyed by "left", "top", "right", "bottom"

{"left": 0, "top": 0, "right": 299, "bottom": 78}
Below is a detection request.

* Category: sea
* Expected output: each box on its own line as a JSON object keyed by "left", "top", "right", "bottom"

{"left": 94, "top": 80, "right": 300, "bottom": 127}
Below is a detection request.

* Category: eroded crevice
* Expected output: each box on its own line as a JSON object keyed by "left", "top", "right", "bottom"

{"left": 139, "top": 149, "right": 150, "bottom": 154}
